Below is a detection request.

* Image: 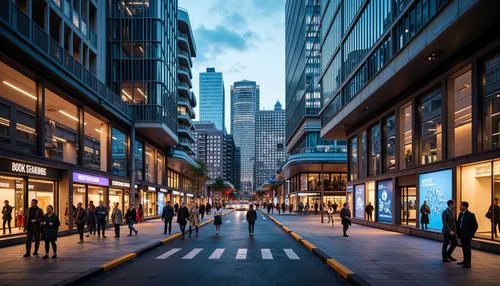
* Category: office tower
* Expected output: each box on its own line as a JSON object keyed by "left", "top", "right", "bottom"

{"left": 199, "top": 68, "right": 225, "bottom": 132}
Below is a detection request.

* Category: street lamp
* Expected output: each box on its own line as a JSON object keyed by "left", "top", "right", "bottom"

{"left": 320, "top": 162, "right": 324, "bottom": 224}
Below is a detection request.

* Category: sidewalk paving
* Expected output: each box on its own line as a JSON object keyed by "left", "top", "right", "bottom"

{"left": 270, "top": 214, "right": 500, "bottom": 286}
{"left": 0, "top": 210, "right": 231, "bottom": 286}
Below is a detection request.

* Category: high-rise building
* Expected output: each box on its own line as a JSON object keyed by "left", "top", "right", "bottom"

{"left": 224, "top": 134, "right": 238, "bottom": 188}
{"left": 281, "top": 0, "right": 347, "bottom": 209}
{"left": 255, "top": 101, "right": 286, "bottom": 189}
{"left": 199, "top": 68, "right": 225, "bottom": 132}
{"left": 194, "top": 121, "right": 224, "bottom": 180}
{"left": 231, "top": 80, "right": 260, "bottom": 192}
{"left": 319, "top": 0, "right": 500, "bottom": 244}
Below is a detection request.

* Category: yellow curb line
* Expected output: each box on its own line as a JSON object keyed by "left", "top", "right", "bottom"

{"left": 161, "top": 233, "right": 182, "bottom": 244}
{"left": 101, "top": 253, "right": 137, "bottom": 271}
{"left": 282, "top": 226, "right": 291, "bottom": 233}
{"left": 290, "top": 231, "right": 303, "bottom": 241}
{"left": 301, "top": 239, "right": 316, "bottom": 251}
{"left": 326, "top": 258, "right": 354, "bottom": 279}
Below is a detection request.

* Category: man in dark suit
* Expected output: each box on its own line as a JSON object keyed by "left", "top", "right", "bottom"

{"left": 441, "top": 200, "right": 457, "bottom": 262}
{"left": 340, "top": 203, "right": 352, "bottom": 237}
{"left": 162, "top": 201, "right": 174, "bottom": 235}
{"left": 456, "top": 201, "right": 478, "bottom": 268}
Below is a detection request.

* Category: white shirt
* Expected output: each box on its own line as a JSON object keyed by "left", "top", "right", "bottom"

{"left": 214, "top": 209, "right": 223, "bottom": 216}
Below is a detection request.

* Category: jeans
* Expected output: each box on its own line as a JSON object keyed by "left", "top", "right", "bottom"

{"left": 461, "top": 236, "right": 472, "bottom": 264}
{"left": 367, "top": 213, "right": 373, "bottom": 221}
{"left": 77, "top": 225, "right": 84, "bottom": 241}
{"left": 3, "top": 219, "right": 11, "bottom": 233}
{"left": 88, "top": 222, "right": 96, "bottom": 235}
{"left": 342, "top": 224, "right": 349, "bottom": 236}
{"left": 26, "top": 228, "right": 41, "bottom": 254}
{"left": 128, "top": 221, "right": 137, "bottom": 235}
{"left": 164, "top": 219, "right": 172, "bottom": 234}
{"left": 248, "top": 222, "right": 255, "bottom": 234}
{"left": 442, "top": 233, "right": 457, "bottom": 259}
{"left": 189, "top": 225, "right": 198, "bottom": 236}
{"left": 114, "top": 224, "right": 120, "bottom": 237}
{"left": 179, "top": 223, "right": 186, "bottom": 237}
{"left": 44, "top": 240, "right": 57, "bottom": 254}
{"left": 200, "top": 212, "right": 204, "bottom": 220}
{"left": 97, "top": 219, "right": 106, "bottom": 237}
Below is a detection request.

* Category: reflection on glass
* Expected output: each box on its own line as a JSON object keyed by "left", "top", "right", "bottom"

{"left": 111, "top": 128, "right": 127, "bottom": 176}
{"left": 384, "top": 115, "right": 396, "bottom": 172}
{"left": 134, "top": 140, "right": 144, "bottom": 180}
{"left": 84, "top": 112, "right": 108, "bottom": 171}
{"left": 369, "top": 125, "right": 381, "bottom": 176}
{"left": 452, "top": 70, "right": 472, "bottom": 157}
{"left": 157, "top": 152, "right": 164, "bottom": 185}
{"left": 399, "top": 104, "right": 412, "bottom": 169}
{"left": 420, "top": 91, "right": 442, "bottom": 165}
{"left": 349, "top": 136, "right": 358, "bottom": 180}
{"left": 0, "top": 175, "right": 24, "bottom": 235}
{"left": 483, "top": 54, "right": 500, "bottom": 150}
{"left": 145, "top": 145, "right": 155, "bottom": 183}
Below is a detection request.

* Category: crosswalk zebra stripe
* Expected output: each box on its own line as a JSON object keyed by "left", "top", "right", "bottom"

{"left": 261, "top": 249, "right": 273, "bottom": 260}
{"left": 209, "top": 248, "right": 225, "bottom": 260}
{"left": 182, "top": 248, "right": 203, "bottom": 259}
{"left": 283, "top": 249, "right": 300, "bottom": 260}
{"left": 226, "top": 220, "right": 231, "bottom": 223}
{"left": 155, "top": 248, "right": 181, "bottom": 260}
{"left": 236, "top": 248, "right": 247, "bottom": 259}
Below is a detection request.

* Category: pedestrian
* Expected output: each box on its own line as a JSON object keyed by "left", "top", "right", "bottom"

{"left": 340, "top": 203, "right": 351, "bottom": 237}
{"left": 206, "top": 202, "right": 211, "bottom": 215}
{"left": 74, "top": 202, "right": 86, "bottom": 244}
{"left": 188, "top": 204, "right": 200, "bottom": 238}
{"left": 332, "top": 201, "right": 338, "bottom": 213}
{"left": 177, "top": 202, "right": 189, "bottom": 238}
{"left": 267, "top": 203, "right": 271, "bottom": 214}
{"left": 95, "top": 201, "right": 108, "bottom": 238}
{"left": 214, "top": 203, "right": 223, "bottom": 235}
{"left": 365, "top": 202, "right": 374, "bottom": 221}
{"left": 16, "top": 208, "right": 24, "bottom": 230}
{"left": 304, "top": 204, "right": 309, "bottom": 215}
{"left": 441, "top": 200, "right": 458, "bottom": 263}
{"left": 125, "top": 205, "right": 138, "bottom": 236}
{"left": 174, "top": 203, "right": 179, "bottom": 216}
{"left": 23, "top": 199, "right": 43, "bottom": 257}
{"left": 298, "top": 202, "right": 304, "bottom": 215}
{"left": 111, "top": 202, "right": 123, "bottom": 238}
{"left": 327, "top": 204, "right": 334, "bottom": 227}
{"left": 289, "top": 204, "right": 293, "bottom": 214}
{"left": 314, "top": 202, "right": 319, "bottom": 215}
{"left": 86, "top": 201, "right": 96, "bottom": 237}
{"left": 457, "top": 201, "right": 478, "bottom": 268}
{"left": 2, "top": 200, "right": 13, "bottom": 234}
{"left": 41, "top": 205, "right": 60, "bottom": 259}
{"left": 246, "top": 204, "right": 257, "bottom": 236}
{"left": 282, "top": 203, "right": 286, "bottom": 214}
{"left": 277, "top": 203, "right": 281, "bottom": 215}
{"left": 199, "top": 203, "right": 206, "bottom": 221}
{"left": 136, "top": 204, "right": 144, "bottom": 223}
{"left": 486, "top": 198, "right": 500, "bottom": 238}
{"left": 270, "top": 203, "right": 274, "bottom": 214}
{"left": 162, "top": 201, "right": 174, "bottom": 235}
{"left": 420, "top": 200, "right": 431, "bottom": 230}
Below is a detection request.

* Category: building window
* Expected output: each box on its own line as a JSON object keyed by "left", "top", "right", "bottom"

{"left": 369, "top": 124, "right": 381, "bottom": 176}
{"left": 450, "top": 69, "right": 472, "bottom": 157}
{"left": 399, "top": 104, "right": 413, "bottom": 169}
{"left": 145, "top": 145, "right": 155, "bottom": 183}
{"left": 419, "top": 90, "right": 442, "bottom": 165}
{"left": 360, "top": 131, "right": 367, "bottom": 178}
{"left": 157, "top": 152, "right": 164, "bottom": 185}
{"left": 384, "top": 114, "right": 396, "bottom": 172}
{"left": 111, "top": 128, "right": 127, "bottom": 176}
{"left": 83, "top": 112, "right": 108, "bottom": 171}
{"left": 484, "top": 54, "right": 500, "bottom": 150}
{"left": 45, "top": 89, "right": 79, "bottom": 164}
{"left": 349, "top": 136, "right": 358, "bottom": 181}
{"left": 134, "top": 140, "right": 144, "bottom": 180}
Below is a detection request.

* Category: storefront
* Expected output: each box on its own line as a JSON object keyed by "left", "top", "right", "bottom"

{"left": 109, "top": 179, "right": 131, "bottom": 211}
{"left": 72, "top": 172, "right": 109, "bottom": 209}
{"left": 142, "top": 186, "right": 158, "bottom": 217}
{"left": 0, "top": 158, "right": 60, "bottom": 236}
{"left": 172, "top": 190, "right": 183, "bottom": 205}
{"left": 157, "top": 188, "right": 168, "bottom": 215}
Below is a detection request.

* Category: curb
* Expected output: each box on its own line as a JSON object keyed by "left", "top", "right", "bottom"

{"left": 261, "top": 211, "right": 371, "bottom": 286}
{"left": 60, "top": 210, "right": 234, "bottom": 285}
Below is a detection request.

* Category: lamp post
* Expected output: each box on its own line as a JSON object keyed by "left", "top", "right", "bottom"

{"left": 320, "top": 162, "right": 324, "bottom": 223}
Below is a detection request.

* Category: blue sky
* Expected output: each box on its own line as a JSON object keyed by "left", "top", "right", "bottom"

{"left": 179, "top": 0, "right": 286, "bottom": 133}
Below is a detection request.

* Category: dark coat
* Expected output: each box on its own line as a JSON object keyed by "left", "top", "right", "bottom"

{"left": 95, "top": 206, "right": 108, "bottom": 221}
{"left": 42, "top": 214, "right": 60, "bottom": 241}
{"left": 487, "top": 205, "right": 500, "bottom": 223}
{"left": 340, "top": 208, "right": 351, "bottom": 226}
{"left": 246, "top": 209, "right": 257, "bottom": 223}
{"left": 177, "top": 206, "right": 189, "bottom": 225}
{"left": 125, "top": 209, "right": 137, "bottom": 224}
{"left": 365, "top": 204, "right": 374, "bottom": 214}
{"left": 420, "top": 205, "right": 430, "bottom": 224}
{"left": 74, "top": 207, "right": 86, "bottom": 227}
{"left": 86, "top": 206, "right": 96, "bottom": 225}
{"left": 162, "top": 205, "right": 174, "bottom": 220}
{"left": 199, "top": 204, "right": 206, "bottom": 214}
{"left": 441, "top": 208, "right": 456, "bottom": 235}
{"left": 2, "top": 205, "right": 13, "bottom": 220}
{"left": 457, "top": 211, "right": 478, "bottom": 238}
{"left": 25, "top": 206, "right": 43, "bottom": 230}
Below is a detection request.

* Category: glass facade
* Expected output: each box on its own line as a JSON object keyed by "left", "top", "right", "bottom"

{"left": 349, "top": 136, "right": 358, "bottom": 181}
{"left": 369, "top": 124, "right": 381, "bottom": 176}
{"left": 419, "top": 90, "right": 442, "bottom": 165}
{"left": 134, "top": 139, "right": 144, "bottom": 181}
{"left": 399, "top": 104, "right": 413, "bottom": 169}
{"left": 199, "top": 68, "right": 225, "bottom": 131}
{"left": 145, "top": 145, "right": 155, "bottom": 183}
{"left": 484, "top": 54, "right": 500, "bottom": 151}
{"left": 383, "top": 114, "right": 396, "bottom": 172}
{"left": 450, "top": 69, "right": 472, "bottom": 157}
{"left": 111, "top": 128, "right": 128, "bottom": 176}
{"left": 83, "top": 112, "right": 108, "bottom": 171}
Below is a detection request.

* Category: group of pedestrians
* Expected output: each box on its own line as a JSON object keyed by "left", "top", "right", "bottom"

{"left": 162, "top": 201, "right": 219, "bottom": 238}
{"left": 22, "top": 199, "right": 60, "bottom": 259}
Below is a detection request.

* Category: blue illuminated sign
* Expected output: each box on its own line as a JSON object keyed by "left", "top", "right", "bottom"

{"left": 418, "top": 169, "right": 453, "bottom": 230}
{"left": 377, "top": 180, "right": 393, "bottom": 223}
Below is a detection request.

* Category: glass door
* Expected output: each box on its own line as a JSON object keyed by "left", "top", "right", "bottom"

{"left": 400, "top": 187, "right": 417, "bottom": 226}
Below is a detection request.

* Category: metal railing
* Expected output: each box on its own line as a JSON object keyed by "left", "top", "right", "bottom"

{"left": 177, "top": 50, "right": 192, "bottom": 66}
{"left": 178, "top": 65, "right": 192, "bottom": 79}
{"left": 1, "top": 1, "right": 132, "bottom": 118}
{"left": 133, "top": 104, "right": 177, "bottom": 132}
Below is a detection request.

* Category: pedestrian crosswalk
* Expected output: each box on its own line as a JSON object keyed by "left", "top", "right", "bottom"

{"left": 154, "top": 248, "right": 301, "bottom": 261}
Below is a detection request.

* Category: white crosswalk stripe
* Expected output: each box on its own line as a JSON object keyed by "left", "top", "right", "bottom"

{"left": 226, "top": 220, "right": 231, "bottom": 223}
{"left": 283, "top": 249, "right": 300, "bottom": 260}
{"left": 155, "top": 248, "right": 181, "bottom": 260}
{"left": 261, "top": 249, "right": 273, "bottom": 260}
{"left": 182, "top": 248, "right": 203, "bottom": 259}
{"left": 209, "top": 248, "right": 225, "bottom": 260}
{"left": 236, "top": 248, "right": 247, "bottom": 260}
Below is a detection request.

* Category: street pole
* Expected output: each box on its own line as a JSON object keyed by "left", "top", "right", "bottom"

{"left": 320, "top": 162, "right": 324, "bottom": 223}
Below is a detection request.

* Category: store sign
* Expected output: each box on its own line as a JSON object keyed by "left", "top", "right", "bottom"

{"left": 110, "top": 180, "right": 130, "bottom": 188}
{"left": 419, "top": 169, "right": 452, "bottom": 230}
{"left": 73, "top": 172, "right": 109, "bottom": 186}
{"left": 186, "top": 193, "right": 194, "bottom": 198}
{"left": 297, "top": 192, "right": 319, "bottom": 196}
{"left": 346, "top": 185, "right": 353, "bottom": 193}
{"left": 158, "top": 192, "right": 164, "bottom": 215}
{"left": 354, "top": 184, "right": 365, "bottom": 219}
{"left": 159, "top": 188, "right": 167, "bottom": 193}
{"left": 147, "top": 186, "right": 156, "bottom": 191}
{"left": 172, "top": 190, "right": 180, "bottom": 195}
{"left": 0, "top": 158, "right": 60, "bottom": 179}
{"left": 377, "top": 180, "right": 393, "bottom": 223}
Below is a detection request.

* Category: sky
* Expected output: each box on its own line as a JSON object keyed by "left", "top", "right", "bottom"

{"left": 178, "top": 0, "right": 286, "bottom": 133}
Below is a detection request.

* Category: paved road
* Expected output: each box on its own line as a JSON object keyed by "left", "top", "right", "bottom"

{"left": 85, "top": 211, "right": 347, "bottom": 286}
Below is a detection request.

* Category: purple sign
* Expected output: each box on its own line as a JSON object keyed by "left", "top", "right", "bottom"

{"left": 73, "top": 172, "right": 109, "bottom": 186}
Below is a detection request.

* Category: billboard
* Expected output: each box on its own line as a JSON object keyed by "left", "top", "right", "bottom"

{"left": 418, "top": 169, "right": 453, "bottom": 230}
{"left": 377, "top": 180, "right": 393, "bottom": 223}
{"left": 354, "top": 184, "right": 365, "bottom": 219}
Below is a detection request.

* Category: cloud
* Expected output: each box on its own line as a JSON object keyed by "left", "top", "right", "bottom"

{"left": 226, "top": 62, "right": 247, "bottom": 73}
{"left": 250, "top": 0, "right": 285, "bottom": 15}
{"left": 225, "top": 12, "right": 247, "bottom": 29}
{"left": 211, "top": 0, "right": 285, "bottom": 18}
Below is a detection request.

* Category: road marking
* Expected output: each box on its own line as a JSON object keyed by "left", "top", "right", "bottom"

{"left": 182, "top": 248, "right": 203, "bottom": 259}
{"left": 262, "top": 217, "right": 267, "bottom": 220}
{"left": 209, "top": 248, "right": 225, "bottom": 259}
{"left": 226, "top": 220, "right": 231, "bottom": 223}
{"left": 242, "top": 220, "right": 246, "bottom": 223}
{"left": 236, "top": 248, "right": 247, "bottom": 259}
{"left": 155, "top": 248, "right": 181, "bottom": 260}
{"left": 284, "top": 249, "right": 300, "bottom": 260}
{"left": 261, "top": 249, "right": 273, "bottom": 260}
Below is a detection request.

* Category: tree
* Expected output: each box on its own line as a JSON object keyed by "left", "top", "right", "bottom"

{"left": 190, "top": 159, "right": 209, "bottom": 198}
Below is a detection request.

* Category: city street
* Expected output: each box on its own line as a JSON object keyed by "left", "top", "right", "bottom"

{"left": 84, "top": 211, "right": 346, "bottom": 286}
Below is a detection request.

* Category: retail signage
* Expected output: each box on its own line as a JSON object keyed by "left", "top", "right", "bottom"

{"left": 419, "top": 169, "right": 452, "bottom": 230}
{"left": 354, "top": 184, "right": 365, "bottom": 219}
{"left": 158, "top": 192, "right": 164, "bottom": 215}
{"left": 159, "top": 188, "right": 168, "bottom": 193}
{"left": 110, "top": 180, "right": 130, "bottom": 188}
{"left": 0, "top": 158, "right": 60, "bottom": 178}
{"left": 186, "top": 193, "right": 194, "bottom": 197}
{"left": 297, "top": 192, "right": 319, "bottom": 196}
{"left": 147, "top": 186, "right": 156, "bottom": 191}
{"left": 172, "top": 190, "right": 180, "bottom": 195}
{"left": 377, "top": 180, "right": 393, "bottom": 223}
{"left": 72, "top": 172, "right": 109, "bottom": 186}
{"left": 346, "top": 185, "right": 353, "bottom": 193}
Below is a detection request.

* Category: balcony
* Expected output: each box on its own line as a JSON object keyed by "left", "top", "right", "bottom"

{"left": 178, "top": 32, "right": 190, "bottom": 51}
{"left": 177, "top": 50, "right": 191, "bottom": 67}
{"left": 177, "top": 125, "right": 195, "bottom": 143}
{"left": 0, "top": 1, "right": 131, "bottom": 118}
{"left": 177, "top": 81, "right": 190, "bottom": 97}
{"left": 189, "top": 91, "right": 197, "bottom": 108}
{"left": 177, "top": 111, "right": 193, "bottom": 128}
{"left": 178, "top": 138, "right": 194, "bottom": 153}
{"left": 178, "top": 65, "right": 192, "bottom": 84}
{"left": 133, "top": 104, "right": 178, "bottom": 147}
{"left": 177, "top": 98, "right": 195, "bottom": 118}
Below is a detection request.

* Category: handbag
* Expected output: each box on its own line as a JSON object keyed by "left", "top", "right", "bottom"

{"left": 486, "top": 210, "right": 492, "bottom": 219}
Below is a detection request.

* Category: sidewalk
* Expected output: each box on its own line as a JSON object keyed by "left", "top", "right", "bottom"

{"left": 269, "top": 214, "right": 500, "bottom": 286}
{"left": 0, "top": 210, "right": 232, "bottom": 286}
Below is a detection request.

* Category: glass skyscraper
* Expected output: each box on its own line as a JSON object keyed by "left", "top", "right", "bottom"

{"left": 199, "top": 68, "right": 225, "bottom": 132}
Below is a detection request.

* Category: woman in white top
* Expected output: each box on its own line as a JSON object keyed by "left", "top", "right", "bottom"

{"left": 213, "top": 203, "right": 223, "bottom": 235}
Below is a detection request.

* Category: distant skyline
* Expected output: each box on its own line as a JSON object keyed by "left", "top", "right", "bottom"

{"left": 179, "top": 0, "right": 286, "bottom": 133}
